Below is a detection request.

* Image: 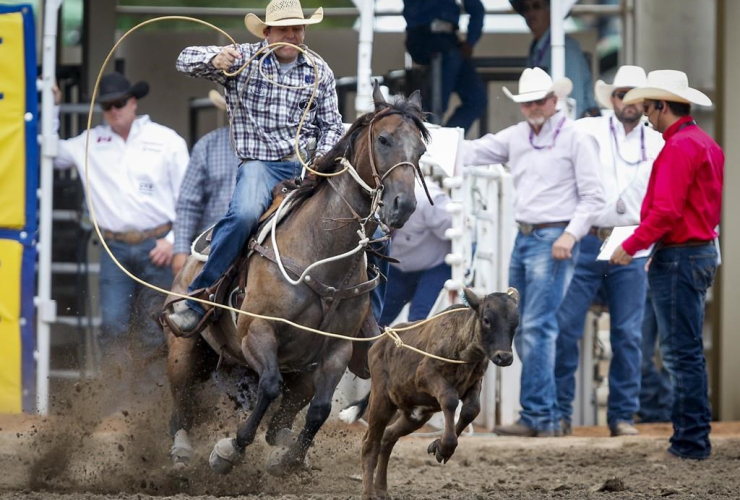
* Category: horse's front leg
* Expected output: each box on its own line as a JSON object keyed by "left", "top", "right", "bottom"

{"left": 268, "top": 340, "right": 353, "bottom": 476}
{"left": 209, "top": 319, "right": 282, "bottom": 475}
{"left": 166, "top": 327, "right": 217, "bottom": 468}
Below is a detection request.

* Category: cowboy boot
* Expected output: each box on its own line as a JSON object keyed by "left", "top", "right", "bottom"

{"left": 168, "top": 308, "right": 203, "bottom": 333}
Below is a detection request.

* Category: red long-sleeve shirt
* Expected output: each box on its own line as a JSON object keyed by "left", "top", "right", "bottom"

{"left": 623, "top": 116, "right": 724, "bottom": 255}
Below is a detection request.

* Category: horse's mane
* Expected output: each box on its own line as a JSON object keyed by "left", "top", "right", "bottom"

{"left": 312, "top": 94, "right": 430, "bottom": 178}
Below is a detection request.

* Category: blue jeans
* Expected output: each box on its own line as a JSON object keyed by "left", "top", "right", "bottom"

{"left": 649, "top": 244, "right": 717, "bottom": 460}
{"left": 509, "top": 227, "right": 578, "bottom": 432}
{"left": 555, "top": 233, "right": 646, "bottom": 428}
{"left": 638, "top": 289, "right": 673, "bottom": 423}
{"left": 187, "top": 160, "right": 300, "bottom": 313}
{"left": 406, "top": 31, "right": 487, "bottom": 133}
{"left": 99, "top": 238, "right": 174, "bottom": 355}
{"left": 379, "top": 262, "right": 451, "bottom": 326}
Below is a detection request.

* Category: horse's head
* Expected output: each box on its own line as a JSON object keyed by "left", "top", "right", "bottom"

{"left": 365, "top": 82, "right": 429, "bottom": 229}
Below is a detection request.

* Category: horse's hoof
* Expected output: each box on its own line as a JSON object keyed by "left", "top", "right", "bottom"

{"left": 265, "top": 445, "right": 309, "bottom": 476}
{"left": 209, "top": 437, "right": 241, "bottom": 475}
{"left": 274, "top": 428, "right": 297, "bottom": 447}
{"left": 170, "top": 429, "right": 193, "bottom": 469}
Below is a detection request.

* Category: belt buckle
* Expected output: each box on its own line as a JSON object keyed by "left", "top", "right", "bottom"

{"left": 123, "top": 231, "right": 143, "bottom": 245}
{"left": 519, "top": 222, "right": 534, "bottom": 236}
{"left": 597, "top": 227, "right": 613, "bottom": 241}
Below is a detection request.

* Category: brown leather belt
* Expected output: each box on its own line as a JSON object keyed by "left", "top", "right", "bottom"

{"left": 661, "top": 239, "right": 715, "bottom": 249}
{"left": 589, "top": 226, "right": 614, "bottom": 241}
{"left": 518, "top": 221, "right": 569, "bottom": 236}
{"left": 102, "top": 222, "right": 172, "bottom": 245}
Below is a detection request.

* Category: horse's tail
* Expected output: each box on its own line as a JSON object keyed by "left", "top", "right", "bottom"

{"left": 339, "top": 392, "right": 370, "bottom": 423}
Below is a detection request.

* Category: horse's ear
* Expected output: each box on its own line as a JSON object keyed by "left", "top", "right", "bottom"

{"left": 408, "top": 90, "right": 422, "bottom": 111}
{"left": 372, "top": 79, "right": 388, "bottom": 111}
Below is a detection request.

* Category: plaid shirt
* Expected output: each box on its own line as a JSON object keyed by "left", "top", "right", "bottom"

{"left": 176, "top": 40, "right": 344, "bottom": 161}
{"left": 173, "top": 127, "right": 240, "bottom": 255}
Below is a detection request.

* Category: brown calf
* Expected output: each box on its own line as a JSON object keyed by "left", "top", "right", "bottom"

{"left": 340, "top": 287, "right": 520, "bottom": 500}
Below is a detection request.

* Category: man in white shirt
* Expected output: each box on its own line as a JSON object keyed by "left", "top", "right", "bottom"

{"left": 379, "top": 182, "right": 452, "bottom": 325}
{"left": 554, "top": 66, "right": 664, "bottom": 437}
{"left": 54, "top": 72, "right": 189, "bottom": 363}
{"left": 462, "top": 67, "right": 604, "bottom": 437}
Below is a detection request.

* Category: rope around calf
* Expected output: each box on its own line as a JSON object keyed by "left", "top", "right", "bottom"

{"left": 83, "top": 15, "right": 470, "bottom": 364}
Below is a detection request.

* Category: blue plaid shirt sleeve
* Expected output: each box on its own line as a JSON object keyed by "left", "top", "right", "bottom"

{"left": 174, "top": 136, "right": 208, "bottom": 255}
{"left": 175, "top": 43, "right": 253, "bottom": 86}
{"left": 314, "top": 66, "right": 345, "bottom": 158}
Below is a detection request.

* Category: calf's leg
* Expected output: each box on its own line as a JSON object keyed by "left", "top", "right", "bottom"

{"left": 423, "top": 378, "right": 460, "bottom": 464}
{"left": 361, "top": 390, "right": 397, "bottom": 500}
{"left": 375, "top": 411, "right": 432, "bottom": 498}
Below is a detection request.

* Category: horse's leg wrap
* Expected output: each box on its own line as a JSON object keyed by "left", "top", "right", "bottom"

{"left": 170, "top": 429, "right": 193, "bottom": 468}
{"left": 208, "top": 437, "right": 242, "bottom": 475}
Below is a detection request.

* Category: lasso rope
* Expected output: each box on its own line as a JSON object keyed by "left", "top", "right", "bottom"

{"left": 83, "top": 15, "right": 470, "bottom": 365}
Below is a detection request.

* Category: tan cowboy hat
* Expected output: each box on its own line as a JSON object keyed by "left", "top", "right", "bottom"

{"left": 208, "top": 89, "right": 227, "bottom": 111}
{"left": 503, "top": 67, "right": 573, "bottom": 103}
{"left": 595, "top": 65, "right": 647, "bottom": 110}
{"left": 245, "top": 0, "right": 324, "bottom": 39}
{"left": 622, "top": 70, "right": 712, "bottom": 107}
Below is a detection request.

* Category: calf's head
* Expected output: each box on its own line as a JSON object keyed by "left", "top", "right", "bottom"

{"left": 463, "top": 287, "right": 520, "bottom": 367}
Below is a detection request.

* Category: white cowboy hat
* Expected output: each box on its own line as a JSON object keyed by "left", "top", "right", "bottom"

{"left": 245, "top": 0, "right": 323, "bottom": 39}
{"left": 502, "top": 67, "right": 573, "bottom": 103}
{"left": 594, "top": 65, "right": 647, "bottom": 110}
{"left": 208, "top": 89, "right": 227, "bottom": 111}
{"left": 622, "top": 70, "right": 712, "bottom": 107}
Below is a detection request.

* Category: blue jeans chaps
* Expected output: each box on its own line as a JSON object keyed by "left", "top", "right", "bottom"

{"left": 649, "top": 244, "right": 717, "bottom": 460}
{"left": 555, "top": 233, "right": 646, "bottom": 428}
{"left": 509, "top": 227, "right": 578, "bottom": 432}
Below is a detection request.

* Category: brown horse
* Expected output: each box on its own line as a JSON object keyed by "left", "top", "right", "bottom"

{"left": 162, "top": 84, "right": 429, "bottom": 476}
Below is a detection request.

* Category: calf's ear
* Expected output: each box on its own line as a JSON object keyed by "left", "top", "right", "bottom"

{"left": 463, "top": 287, "right": 481, "bottom": 311}
{"left": 506, "top": 287, "right": 520, "bottom": 305}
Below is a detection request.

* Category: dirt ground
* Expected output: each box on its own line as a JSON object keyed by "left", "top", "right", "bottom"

{"left": 1, "top": 371, "right": 740, "bottom": 500}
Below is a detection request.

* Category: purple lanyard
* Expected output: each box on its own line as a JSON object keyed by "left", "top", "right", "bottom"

{"left": 609, "top": 117, "right": 646, "bottom": 164}
{"left": 532, "top": 33, "right": 551, "bottom": 68}
{"left": 529, "top": 116, "right": 567, "bottom": 150}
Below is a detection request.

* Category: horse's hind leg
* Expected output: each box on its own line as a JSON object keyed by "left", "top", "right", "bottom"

{"left": 269, "top": 341, "right": 353, "bottom": 476}
{"left": 166, "top": 330, "right": 217, "bottom": 467}
{"left": 209, "top": 319, "right": 281, "bottom": 474}
{"left": 265, "top": 373, "right": 314, "bottom": 446}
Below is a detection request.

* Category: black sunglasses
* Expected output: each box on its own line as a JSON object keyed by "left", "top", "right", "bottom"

{"left": 101, "top": 97, "right": 129, "bottom": 111}
{"left": 612, "top": 90, "right": 629, "bottom": 101}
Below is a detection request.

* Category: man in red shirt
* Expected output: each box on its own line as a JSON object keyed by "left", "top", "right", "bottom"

{"left": 611, "top": 70, "right": 723, "bottom": 460}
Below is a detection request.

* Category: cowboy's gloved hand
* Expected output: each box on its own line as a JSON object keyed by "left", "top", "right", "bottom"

{"left": 212, "top": 47, "right": 242, "bottom": 71}
{"left": 150, "top": 238, "right": 174, "bottom": 267}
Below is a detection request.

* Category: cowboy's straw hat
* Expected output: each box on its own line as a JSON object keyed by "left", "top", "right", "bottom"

{"left": 503, "top": 67, "right": 573, "bottom": 103}
{"left": 208, "top": 89, "right": 227, "bottom": 111}
{"left": 595, "top": 65, "right": 647, "bottom": 110}
{"left": 245, "top": 0, "right": 323, "bottom": 39}
{"left": 622, "top": 70, "right": 712, "bottom": 107}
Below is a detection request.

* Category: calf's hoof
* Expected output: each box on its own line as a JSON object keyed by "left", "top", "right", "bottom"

{"left": 427, "top": 438, "right": 453, "bottom": 464}
{"left": 209, "top": 437, "right": 241, "bottom": 475}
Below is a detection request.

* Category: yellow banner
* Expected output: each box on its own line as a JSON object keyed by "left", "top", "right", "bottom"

{"left": 0, "top": 239, "right": 23, "bottom": 413}
{"left": 0, "top": 11, "right": 27, "bottom": 229}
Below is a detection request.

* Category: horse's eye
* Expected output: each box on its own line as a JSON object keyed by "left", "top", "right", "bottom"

{"left": 482, "top": 317, "right": 491, "bottom": 328}
{"left": 378, "top": 135, "right": 390, "bottom": 146}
